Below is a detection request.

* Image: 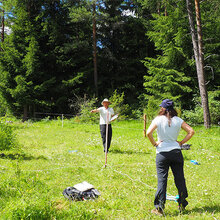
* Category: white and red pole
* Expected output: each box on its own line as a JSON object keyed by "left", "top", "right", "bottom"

{"left": 105, "top": 110, "right": 109, "bottom": 167}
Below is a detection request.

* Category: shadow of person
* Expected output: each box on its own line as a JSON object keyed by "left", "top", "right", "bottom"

{"left": 171, "top": 205, "right": 220, "bottom": 217}
{"left": 189, "top": 205, "right": 220, "bottom": 214}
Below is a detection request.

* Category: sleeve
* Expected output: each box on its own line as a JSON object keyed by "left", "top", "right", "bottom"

{"left": 98, "top": 107, "right": 103, "bottom": 112}
{"left": 110, "top": 108, "right": 114, "bottom": 115}
{"left": 178, "top": 117, "right": 184, "bottom": 126}
{"left": 151, "top": 116, "right": 159, "bottom": 126}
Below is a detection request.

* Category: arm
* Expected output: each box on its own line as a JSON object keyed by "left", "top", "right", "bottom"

{"left": 147, "top": 122, "right": 160, "bottom": 147}
{"left": 177, "top": 122, "right": 195, "bottom": 146}
{"left": 90, "top": 109, "right": 99, "bottom": 113}
{"left": 110, "top": 113, "right": 119, "bottom": 122}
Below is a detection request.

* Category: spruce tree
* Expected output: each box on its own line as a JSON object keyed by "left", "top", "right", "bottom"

{"left": 0, "top": 0, "right": 91, "bottom": 118}
{"left": 97, "top": 0, "right": 152, "bottom": 106}
{"left": 142, "top": 1, "right": 193, "bottom": 117}
{"left": 0, "top": 0, "right": 44, "bottom": 119}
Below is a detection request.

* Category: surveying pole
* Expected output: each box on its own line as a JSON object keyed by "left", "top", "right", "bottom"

{"left": 105, "top": 110, "right": 109, "bottom": 168}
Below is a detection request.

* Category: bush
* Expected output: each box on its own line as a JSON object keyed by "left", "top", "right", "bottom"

{"left": 109, "top": 90, "right": 129, "bottom": 119}
{"left": 0, "top": 120, "right": 16, "bottom": 150}
{"left": 0, "top": 94, "right": 8, "bottom": 116}
{"left": 71, "top": 95, "right": 99, "bottom": 123}
{"left": 144, "top": 96, "right": 160, "bottom": 121}
{"left": 182, "top": 90, "right": 220, "bottom": 125}
{"left": 71, "top": 91, "right": 130, "bottom": 123}
{"left": 144, "top": 95, "right": 181, "bottom": 121}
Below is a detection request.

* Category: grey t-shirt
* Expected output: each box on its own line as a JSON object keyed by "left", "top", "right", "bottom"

{"left": 152, "top": 115, "right": 183, "bottom": 153}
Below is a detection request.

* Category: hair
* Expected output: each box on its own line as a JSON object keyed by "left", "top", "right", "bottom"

{"left": 158, "top": 107, "right": 178, "bottom": 127}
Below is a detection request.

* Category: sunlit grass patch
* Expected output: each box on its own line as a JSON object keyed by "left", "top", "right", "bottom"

{"left": 0, "top": 120, "right": 219, "bottom": 219}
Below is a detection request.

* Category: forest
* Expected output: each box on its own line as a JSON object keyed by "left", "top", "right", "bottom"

{"left": 0, "top": 0, "right": 219, "bottom": 125}
{"left": 0, "top": 1, "right": 219, "bottom": 219}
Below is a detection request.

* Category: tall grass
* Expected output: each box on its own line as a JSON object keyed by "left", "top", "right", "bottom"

{"left": 0, "top": 119, "right": 16, "bottom": 150}
{"left": 0, "top": 119, "right": 219, "bottom": 219}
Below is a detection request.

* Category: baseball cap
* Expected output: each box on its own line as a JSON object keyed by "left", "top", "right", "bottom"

{"left": 159, "top": 99, "right": 174, "bottom": 109}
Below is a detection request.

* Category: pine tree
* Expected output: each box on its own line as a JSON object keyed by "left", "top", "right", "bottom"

{"left": 142, "top": 1, "right": 193, "bottom": 117}
{"left": 0, "top": 0, "right": 89, "bottom": 119}
{"left": 66, "top": 0, "right": 93, "bottom": 97}
{"left": 200, "top": 0, "right": 220, "bottom": 89}
{"left": 96, "top": 0, "right": 152, "bottom": 106}
{"left": 0, "top": 0, "right": 45, "bottom": 119}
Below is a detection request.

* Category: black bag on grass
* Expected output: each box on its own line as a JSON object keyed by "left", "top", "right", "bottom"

{"left": 180, "top": 144, "right": 191, "bottom": 150}
{"left": 63, "top": 182, "right": 100, "bottom": 201}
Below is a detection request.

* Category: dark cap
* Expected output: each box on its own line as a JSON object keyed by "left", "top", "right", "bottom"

{"left": 159, "top": 99, "right": 174, "bottom": 110}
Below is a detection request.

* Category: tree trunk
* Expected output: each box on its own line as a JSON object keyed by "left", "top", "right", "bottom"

{"left": 1, "top": 9, "right": 4, "bottom": 43}
{"left": 92, "top": 1, "right": 98, "bottom": 96}
{"left": 33, "top": 104, "right": 36, "bottom": 119}
{"left": 157, "top": 2, "right": 160, "bottom": 15}
{"left": 186, "top": 0, "right": 211, "bottom": 128}
{"left": 194, "top": 0, "right": 211, "bottom": 128}
{"left": 23, "top": 104, "right": 28, "bottom": 122}
{"left": 164, "top": 0, "right": 167, "bottom": 16}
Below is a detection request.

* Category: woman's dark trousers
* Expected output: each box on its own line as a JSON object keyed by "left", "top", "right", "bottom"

{"left": 154, "top": 149, "right": 188, "bottom": 210}
{"left": 100, "top": 124, "right": 112, "bottom": 152}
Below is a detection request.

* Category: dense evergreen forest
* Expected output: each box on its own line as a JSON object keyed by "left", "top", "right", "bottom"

{"left": 0, "top": 0, "right": 219, "bottom": 124}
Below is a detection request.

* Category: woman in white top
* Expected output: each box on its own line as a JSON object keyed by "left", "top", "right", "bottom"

{"left": 147, "top": 99, "right": 194, "bottom": 216}
{"left": 91, "top": 98, "right": 115, "bottom": 152}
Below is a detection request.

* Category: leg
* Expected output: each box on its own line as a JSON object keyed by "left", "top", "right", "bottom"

{"left": 107, "top": 124, "right": 112, "bottom": 151}
{"left": 170, "top": 150, "right": 188, "bottom": 208}
{"left": 100, "top": 125, "right": 106, "bottom": 152}
{"left": 154, "top": 153, "right": 169, "bottom": 210}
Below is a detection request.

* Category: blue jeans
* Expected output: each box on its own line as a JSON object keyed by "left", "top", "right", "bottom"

{"left": 154, "top": 149, "right": 188, "bottom": 209}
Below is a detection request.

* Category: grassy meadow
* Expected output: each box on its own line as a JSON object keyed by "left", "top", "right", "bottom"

{"left": 0, "top": 119, "right": 219, "bottom": 219}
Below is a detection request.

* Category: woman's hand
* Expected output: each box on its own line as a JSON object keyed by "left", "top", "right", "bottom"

{"left": 155, "top": 141, "right": 162, "bottom": 147}
{"left": 177, "top": 141, "right": 182, "bottom": 146}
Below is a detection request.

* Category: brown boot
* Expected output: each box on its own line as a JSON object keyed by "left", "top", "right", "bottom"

{"left": 151, "top": 208, "right": 164, "bottom": 216}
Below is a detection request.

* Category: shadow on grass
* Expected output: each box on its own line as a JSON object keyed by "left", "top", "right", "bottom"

{"left": 190, "top": 205, "right": 220, "bottom": 213}
{"left": 110, "top": 148, "right": 150, "bottom": 155}
{"left": 171, "top": 205, "right": 220, "bottom": 217}
{"left": 0, "top": 153, "right": 47, "bottom": 161}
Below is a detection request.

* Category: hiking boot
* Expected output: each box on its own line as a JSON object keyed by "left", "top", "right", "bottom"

{"left": 151, "top": 208, "right": 164, "bottom": 216}
{"left": 178, "top": 204, "right": 186, "bottom": 213}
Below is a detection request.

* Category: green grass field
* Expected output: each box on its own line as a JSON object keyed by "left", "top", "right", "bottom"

{"left": 0, "top": 119, "right": 219, "bottom": 219}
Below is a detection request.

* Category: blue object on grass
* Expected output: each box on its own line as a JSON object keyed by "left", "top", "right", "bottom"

{"left": 68, "top": 150, "right": 78, "bottom": 153}
{"left": 166, "top": 195, "right": 179, "bottom": 202}
{"left": 190, "top": 160, "right": 199, "bottom": 165}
